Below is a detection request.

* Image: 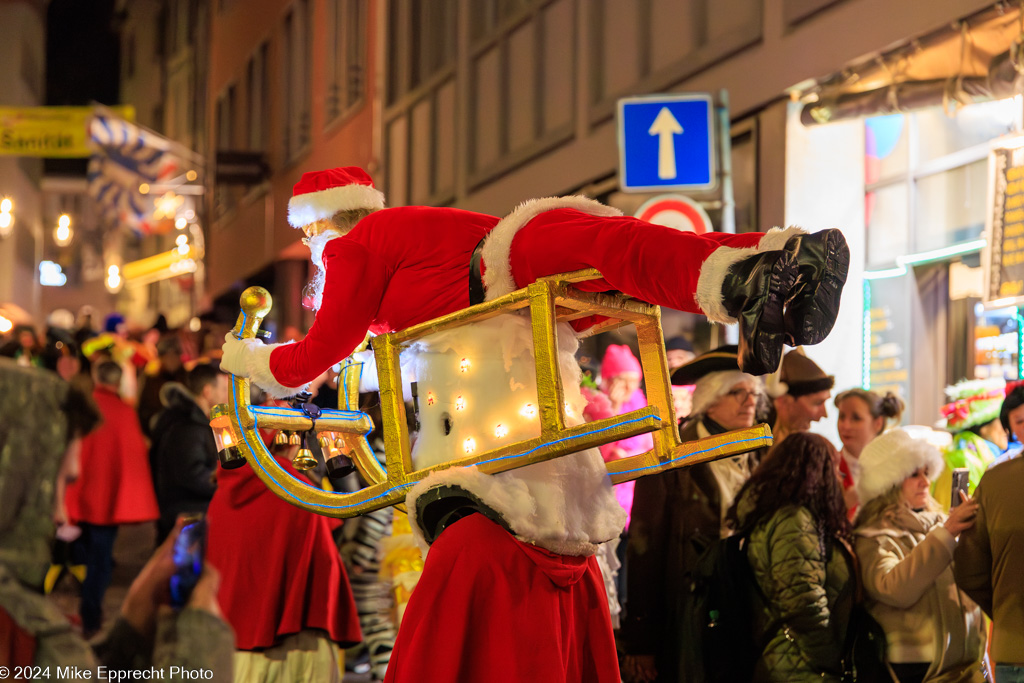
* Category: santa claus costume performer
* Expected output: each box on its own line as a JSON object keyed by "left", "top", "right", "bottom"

{"left": 221, "top": 167, "right": 850, "bottom": 682}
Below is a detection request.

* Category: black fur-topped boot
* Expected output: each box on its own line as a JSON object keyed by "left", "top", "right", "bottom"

{"left": 782, "top": 229, "right": 850, "bottom": 346}
{"left": 721, "top": 248, "right": 798, "bottom": 375}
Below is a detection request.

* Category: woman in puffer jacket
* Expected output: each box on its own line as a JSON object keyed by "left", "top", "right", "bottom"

{"left": 854, "top": 427, "right": 986, "bottom": 683}
{"left": 729, "top": 432, "right": 854, "bottom": 682}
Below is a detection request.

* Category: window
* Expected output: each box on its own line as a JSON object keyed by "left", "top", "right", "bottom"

{"left": 326, "top": 0, "right": 367, "bottom": 123}
{"left": 216, "top": 86, "right": 237, "bottom": 215}
{"left": 282, "top": 1, "right": 312, "bottom": 162}
{"left": 387, "top": 0, "right": 456, "bottom": 105}
{"left": 864, "top": 98, "right": 1024, "bottom": 268}
{"left": 247, "top": 43, "right": 269, "bottom": 153}
{"left": 589, "top": 0, "right": 762, "bottom": 117}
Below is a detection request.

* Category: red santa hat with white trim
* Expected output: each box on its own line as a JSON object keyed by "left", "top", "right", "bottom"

{"left": 287, "top": 166, "right": 386, "bottom": 229}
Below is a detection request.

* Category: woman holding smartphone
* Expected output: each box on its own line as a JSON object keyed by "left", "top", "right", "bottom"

{"left": 854, "top": 428, "right": 986, "bottom": 683}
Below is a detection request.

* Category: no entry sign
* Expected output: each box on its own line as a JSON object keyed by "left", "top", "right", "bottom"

{"left": 635, "top": 194, "right": 713, "bottom": 234}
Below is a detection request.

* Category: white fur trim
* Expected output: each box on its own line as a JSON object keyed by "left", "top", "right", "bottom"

{"left": 694, "top": 226, "right": 807, "bottom": 323}
{"left": 287, "top": 184, "right": 386, "bottom": 228}
{"left": 405, "top": 448, "right": 626, "bottom": 557}
{"left": 690, "top": 370, "right": 761, "bottom": 417}
{"left": 857, "top": 427, "right": 945, "bottom": 504}
{"left": 757, "top": 226, "right": 805, "bottom": 252}
{"left": 248, "top": 340, "right": 311, "bottom": 399}
{"left": 480, "top": 196, "right": 622, "bottom": 300}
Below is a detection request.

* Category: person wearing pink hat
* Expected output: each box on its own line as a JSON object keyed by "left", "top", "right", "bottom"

{"left": 583, "top": 344, "right": 653, "bottom": 525}
{"left": 222, "top": 166, "right": 850, "bottom": 396}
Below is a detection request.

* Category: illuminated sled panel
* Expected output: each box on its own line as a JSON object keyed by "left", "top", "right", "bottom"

{"left": 221, "top": 274, "right": 772, "bottom": 519}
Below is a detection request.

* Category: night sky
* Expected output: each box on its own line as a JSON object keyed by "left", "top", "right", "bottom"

{"left": 45, "top": 0, "right": 121, "bottom": 175}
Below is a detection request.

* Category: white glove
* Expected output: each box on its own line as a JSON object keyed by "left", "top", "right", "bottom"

{"left": 221, "top": 332, "right": 263, "bottom": 378}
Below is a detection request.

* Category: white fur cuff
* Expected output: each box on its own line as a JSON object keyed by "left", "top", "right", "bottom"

{"left": 694, "top": 226, "right": 807, "bottom": 323}
{"left": 249, "top": 340, "right": 310, "bottom": 399}
{"left": 481, "top": 196, "right": 623, "bottom": 301}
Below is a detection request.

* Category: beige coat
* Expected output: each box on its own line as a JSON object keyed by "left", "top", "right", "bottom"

{"left": 854, "top": 505, "right": 985, "bottom": 682}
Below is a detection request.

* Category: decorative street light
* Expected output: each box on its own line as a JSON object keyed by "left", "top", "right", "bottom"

{"left": 53, "top": 214, "right": 73, "bottom": 247}
{"left": 0, "top": 198, "right": 13, "bottom": 239}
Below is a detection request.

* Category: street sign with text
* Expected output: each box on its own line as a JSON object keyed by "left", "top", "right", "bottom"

{"left": 617, "top": 93, "right": 717, "bottom": 192}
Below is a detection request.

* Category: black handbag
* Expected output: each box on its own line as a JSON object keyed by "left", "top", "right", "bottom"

{"left": 838, "top": 539, "right": 897, "bottom": 683}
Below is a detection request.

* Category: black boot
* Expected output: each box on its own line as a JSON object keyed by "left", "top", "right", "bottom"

{"left": 782, "top": 229, "right": 850, "bottom": 346}
{"left": 722, "top": 249, "right": 798, "bottom": 375}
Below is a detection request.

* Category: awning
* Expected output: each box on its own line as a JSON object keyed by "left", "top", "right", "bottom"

{"left": 795, "top": 3, "right": 1024, "bottom": 125}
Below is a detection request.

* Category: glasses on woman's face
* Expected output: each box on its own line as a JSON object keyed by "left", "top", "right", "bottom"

{"left": 727, "top": 387, "right": 756, "bottom": 404}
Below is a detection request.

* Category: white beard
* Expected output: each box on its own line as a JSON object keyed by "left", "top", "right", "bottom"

{"left": 302, "top": 231, "right": 338, "bottom": 312}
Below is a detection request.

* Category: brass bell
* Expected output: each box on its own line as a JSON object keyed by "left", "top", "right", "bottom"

{"left": 273, "top": 430, "right": 290, "bottom": 446}
{"left": 318, "top": 435, "right": 333, "bottom": 451}
{"left": 334, "top": 437, "right": 346, "bottom": 451}
{"left": 292, "top": 447, "right": 317, "bottom": 470}
{"left": 288, "top": 431, "right": 302, "bottom": 446}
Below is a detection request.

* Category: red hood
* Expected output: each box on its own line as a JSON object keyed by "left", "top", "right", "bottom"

{"left": 216, "top": 451, "right": 295, "bottom": 507}
{"left": 513, "top": 537, "right": 590, "bottom": 588}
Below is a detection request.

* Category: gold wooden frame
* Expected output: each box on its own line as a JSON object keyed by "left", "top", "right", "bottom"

{"left": 219, "top": 273, "right": 772, "bottom": 518}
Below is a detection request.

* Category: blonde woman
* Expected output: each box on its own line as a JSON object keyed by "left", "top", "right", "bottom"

{"left": 854, "top": 428, "right": 985, "bottom": 683}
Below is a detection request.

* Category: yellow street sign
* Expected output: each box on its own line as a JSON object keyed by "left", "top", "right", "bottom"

{"left": 0, "top": 106, "right": 135, "bottom": 158}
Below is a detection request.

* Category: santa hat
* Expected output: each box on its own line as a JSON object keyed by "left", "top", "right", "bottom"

{"left": 671, "top": 345, "right": 761, "bottom": 417}
{"left": 765, "top": 348, "right": 834, "bottom": 399}
{"left": 857, "top": 427, "right": 945, "bottom": 504}
{"left": 600, "top": 344, "right": 641, "bottom": 379}
{"left": 287, "top": 166, "right": 386, "bottom": 229}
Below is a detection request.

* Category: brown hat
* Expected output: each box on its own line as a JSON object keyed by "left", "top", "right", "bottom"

{"left": 766, "top": 349, "right": 834, "bottom": 398}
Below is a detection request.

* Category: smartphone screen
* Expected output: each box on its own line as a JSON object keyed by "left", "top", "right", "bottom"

{"left": 950, "top": 468, "right": 970, "bottom": 509}
{"left": 170, "top": 516, "right": 206, "bottom": 608}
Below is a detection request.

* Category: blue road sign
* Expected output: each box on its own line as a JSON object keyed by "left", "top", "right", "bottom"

{"left": 617, "top": 93, "right": 717, "bottom": 192}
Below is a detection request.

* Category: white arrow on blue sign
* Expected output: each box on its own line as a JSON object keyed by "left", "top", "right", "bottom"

{"left": 617, "top": 93, "right": 717, "bottom": 192}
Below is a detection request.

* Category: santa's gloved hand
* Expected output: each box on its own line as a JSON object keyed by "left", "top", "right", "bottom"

{"left": 221, "top": 332, "right": 263, "bottom": 378}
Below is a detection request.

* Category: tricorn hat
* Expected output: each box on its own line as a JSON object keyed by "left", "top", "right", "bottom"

{"left": 672, "top": 345, "right": 761, "bottom": 417}
{"left": 287, "top": 166, "right": 386, "bottom": 229}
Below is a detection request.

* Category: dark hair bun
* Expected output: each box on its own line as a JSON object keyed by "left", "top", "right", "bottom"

{"left": 880, "top": 392, "right": 904, "bottom": 419}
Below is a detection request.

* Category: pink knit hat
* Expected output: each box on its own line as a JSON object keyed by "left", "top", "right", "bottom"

{"left": 601, "top": 344, "right": 642, "bottom": 379}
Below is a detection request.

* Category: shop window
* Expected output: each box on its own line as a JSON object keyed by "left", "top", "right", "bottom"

{"left": 325, "top": 0, "right": 367, "bottom": 124}
{"left": 866, "top": 183, "right": 909, "bottom": 268}
{"left": 974, "top": 304, "right": 1020, "bottom": 380}
{"left": 916, "top": 98, "right": 1020, "bottom": 167}
{"left": 865, "top": 114, "right": 909, "bottom": 181}
{"left": 915, "top": 160, "right": 987, "bottom": 253}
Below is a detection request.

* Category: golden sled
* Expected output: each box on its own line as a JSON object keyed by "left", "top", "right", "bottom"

{"left": 212, "top": 270, "right": 773, "bottom": 519}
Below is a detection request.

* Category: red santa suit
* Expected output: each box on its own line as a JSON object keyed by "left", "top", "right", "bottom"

{"left": 219, "top": 168, "right": 808, "bottom": 683}
{"left": 233, "top": 183, "right": 799, "bottom": 398}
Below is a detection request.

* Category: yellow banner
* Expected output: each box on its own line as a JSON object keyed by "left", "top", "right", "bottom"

{"left": 0, "top": 106, "right": 135, "bottom": 158}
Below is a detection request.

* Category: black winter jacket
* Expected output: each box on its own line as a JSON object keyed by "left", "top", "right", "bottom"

{"left": 149, "top": 382, "right": 217, "bottom": 536}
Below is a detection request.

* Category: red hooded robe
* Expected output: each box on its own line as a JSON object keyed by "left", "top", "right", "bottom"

{"left": 65, "top": 386, "right": 159, "bottom": 525}
{"left": 383, "top": 513, "right": 620, "bottom": 683}
{"left": 205, "top": 452, "right": 362, "bottom": 650}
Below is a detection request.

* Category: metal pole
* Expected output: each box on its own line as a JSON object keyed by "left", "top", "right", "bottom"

{"left": 717, "top": 89, "right": 738, "bottom": 345}
{"left": 717, "top": 88, "right": 735, "bottom": 234}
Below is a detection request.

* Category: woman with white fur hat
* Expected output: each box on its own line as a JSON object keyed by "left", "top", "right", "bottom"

{"left": 854, "top": 428, "right": 986, "bottom": 683}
